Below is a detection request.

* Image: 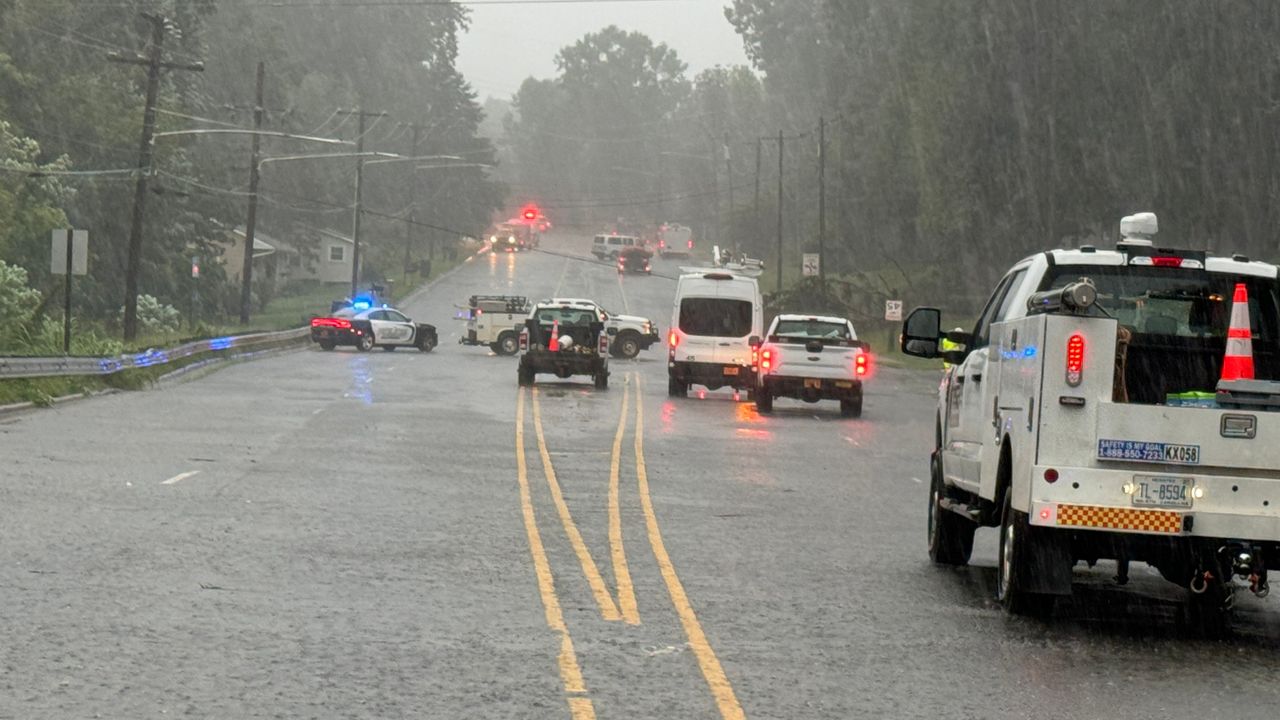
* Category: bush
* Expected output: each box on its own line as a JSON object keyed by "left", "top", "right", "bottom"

{"left": 0, "top": 260, "right": 42, "bottom": 349}
{"left": 120, "top": 294, "right": 181, "bottom": 335}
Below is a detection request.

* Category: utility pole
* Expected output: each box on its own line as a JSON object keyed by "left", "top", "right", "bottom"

{"left": 108, "top": 13, "right": 204, "bottom": 341}
{"left": 753, "top": 138, "right": 762, "bottom": 254}
{"left": 338, "top": 108, "right": 390, "bottom": 299}
{"left": 724, "top": 131, "right": 734, "bottom": 254}
{"left": 403, "top": 123, "right": 428, "bottom": 277}
{"left": 239, "top": 61, "right": 266, "bottom": 324}
{"left": 818, "top": 116, "right": 826, "bottom": 289}
{"left": 776, "top": 129, "right": 784, "bottom": 292}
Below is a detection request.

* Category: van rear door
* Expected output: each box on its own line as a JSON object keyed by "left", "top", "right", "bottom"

{"left": 677, "top": 292, "right": 755, "bottom": 367}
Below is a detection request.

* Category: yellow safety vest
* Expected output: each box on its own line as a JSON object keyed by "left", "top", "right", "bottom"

{"left": 940, "top": 337, "right": 961, "bottom": 370}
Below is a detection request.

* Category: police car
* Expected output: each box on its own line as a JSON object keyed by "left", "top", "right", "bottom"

{"left": 310, "top": 304, "right": 438, "bottom": 352}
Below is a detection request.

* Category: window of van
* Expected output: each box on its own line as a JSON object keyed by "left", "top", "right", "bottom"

{"left": 679, "top": 298, "right": 752, "bottom": 337}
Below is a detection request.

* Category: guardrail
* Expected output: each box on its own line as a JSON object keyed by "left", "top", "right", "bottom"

{"left": 0, "top": 327, "right": 310, "bottom": 380}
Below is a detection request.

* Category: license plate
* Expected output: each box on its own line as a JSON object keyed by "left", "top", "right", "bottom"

{"left": 804, "top": 378, "right": 822, "bottom": 389}
{"left": 1131, "top": 475, "right": 1194, "bottom": 508}
{"left": 723, "top": 366, "right": 739, "bottom": 376}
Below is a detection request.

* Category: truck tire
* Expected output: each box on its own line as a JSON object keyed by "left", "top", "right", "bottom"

{"left": 755, "top": 385, "right": 773, "bottom": 413}
{"left": 518, "top": 365, "right": 534, "bottom": 386}
{"left": 613, "top": 332, "right": 641, "bottom": 359}
{"left": 318, "top": 340, "right": 335, "bottom": 351}
{"left": 996, "top": 492, "right": 1055, "bottom": 618}
{"left": 668, "top": 376, "right": 687, "bottom": 397}
{"left": 496, "top": 332, "right": 519, "bottom": 356}
{"left": 417, "top": 335, "right": 436, "bottom": 352}
{"left": 840, "top": 395, "right": 863, "bottom": 418}
{"left": 357, "top": 333, "right": 375, "bottom": 352}
{"left": 594, "top": 371, "right": 609, "bottom": 390}
{"left": 927, "top": 460, "right": 975, "bottom": 565}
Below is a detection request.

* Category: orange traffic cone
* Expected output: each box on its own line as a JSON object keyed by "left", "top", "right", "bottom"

{"left": 1221, "top": 282, "right": 1255, "bottom": 381}
{"left": 549, "top": 320, "right": 560, "bottom": 352}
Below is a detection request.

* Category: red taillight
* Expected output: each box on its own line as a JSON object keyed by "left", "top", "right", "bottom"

{"left": 751, "top": 347, "right": 759, "bottom": 367}
{"left": 311, "top": 317, "right": 352, "bottom": 330}
{"left": 1044, "top": 468, "right": 1059, "bottom": 483}
{"left": 519, "top": 330, "right": 528, "bottom": 351}
{"left": 1066, "top": 333, "right": 1085, "bottom": 386}
{"left": 855, "top": 353, "right": 869, "bottom": 377}
{"left": 687, "top": 239, "right": 694, "bottom": 249}
{"left": 1151, "top": 256, "right": 1183, "bottom": 267}
{"left": 761, "top": 348, "right": 774, "bottom": 371}
{"left": 668, "top": 330, "right": 678, "bottom": 348}
{"left": 599, "top": 333, "right": 609, "bottom": 354}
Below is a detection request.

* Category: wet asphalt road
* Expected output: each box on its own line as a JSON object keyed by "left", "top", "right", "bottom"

{"left": 5, "top": 233, "right": 1280, "bottom": 719}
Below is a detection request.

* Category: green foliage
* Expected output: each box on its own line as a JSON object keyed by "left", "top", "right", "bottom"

{"left": 120, "top": 294, "right": 181, "bottom": 335}
{"left": 0, "top": 258, "right": 40, "bottom": 347}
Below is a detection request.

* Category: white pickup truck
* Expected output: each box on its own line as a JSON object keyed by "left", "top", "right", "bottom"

{"left": 902, "top": 212, "right": 1280, "bottom": 631}
{"left": 754, "top": 314, "right": 868, "bottom": 417}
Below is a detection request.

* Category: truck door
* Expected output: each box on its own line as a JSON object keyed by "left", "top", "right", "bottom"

{"left": 944, "top": 269, "right": 1026, "bottom": 490}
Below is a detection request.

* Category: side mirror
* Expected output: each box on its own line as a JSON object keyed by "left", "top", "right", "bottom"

{"left": 607, "top": 327, "right": 619, "bottom": 336}
{"left": 748, "top": 335, "right": 762, "bottom": 348}
{"left": 901, "top": 306, "right": 943, "bottom": 359}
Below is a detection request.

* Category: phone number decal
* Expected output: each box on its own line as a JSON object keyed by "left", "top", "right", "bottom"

{"left": 1097, "top": 439, "right": 1201, "bottom": 465}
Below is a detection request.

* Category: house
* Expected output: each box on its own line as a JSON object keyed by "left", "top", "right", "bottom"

{"left": 217, "top": 226, "right": 354, "bottom": 286}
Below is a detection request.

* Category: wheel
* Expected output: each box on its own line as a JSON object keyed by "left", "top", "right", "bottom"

{"left": 594, "top": 371, "right": 609, "bottom": 390}
{"left": 996, "top": 491, "right": 1055, "bottom": 618}
{"left": 668, "top": 375, "right": 687, "bottom": 397}
{"left": 927, "top": 458, "right": 975, "bottom": 565}
{"left": 614, "top": 333, "right": 641, "bottom": 359}
{"left": 496, "top": 332, "right": 519, "bottom": 356}
{"left": 840, "top": 395, "right": 863, "bottom": 418}
{"left": 356, "top": 333, "right": 375, "bottom": 352}
{"left": 518, "top": 365, "right": 534, "bottom": 386}
{"left": 755, "top": 385, "right": 773, "bottom": 413}
{"left": 417, "top": 335, "right": 436, "bottom": 353}
{"left": 318, "top": 340, "right": 335, "bottom": 351}
{"left": 745, "top": 389, "right": 756, "bottom": 402}
{"left": 382, "top": 345, "right": 397, "bottom": 352}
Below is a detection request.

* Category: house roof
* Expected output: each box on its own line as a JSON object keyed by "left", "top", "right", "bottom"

{"left": 315, "top": 227, "right": 355, "bottom": 245}
{"left": 231, "top": 227, "right": 279, "bottom": 255}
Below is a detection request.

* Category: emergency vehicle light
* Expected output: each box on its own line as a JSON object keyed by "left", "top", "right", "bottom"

{"left": 1066, "top": 333, "right": 1085, "bottom": 386}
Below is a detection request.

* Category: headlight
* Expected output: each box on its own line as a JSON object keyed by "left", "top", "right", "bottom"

{"left": 644, "top": 321, "right": 653, "bottom": 334}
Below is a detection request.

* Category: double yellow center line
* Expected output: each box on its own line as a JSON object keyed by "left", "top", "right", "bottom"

{"left": 515, "top": 374, "right": 745, "bottom": 719}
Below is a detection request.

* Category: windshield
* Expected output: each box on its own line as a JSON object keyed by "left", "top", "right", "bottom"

{"left": 680, "top": 298, "right": 752, "bottom": 337}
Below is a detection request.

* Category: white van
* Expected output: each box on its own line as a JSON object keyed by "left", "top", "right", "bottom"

{"left": 668, "top": 272, "right": 763, "bottom": 397}
{"left": 592, "top": 233, "right": 638, "bottom": 260}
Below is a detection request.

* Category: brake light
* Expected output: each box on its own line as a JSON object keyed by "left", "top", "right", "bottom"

{"left": 1129, "top": 255, "right": 1204, "bottom": 269}
{"left": 1151, "top": 256, "right": 1182, "bottom": 267}
{"left": 761, "top": 348, "right": 775, "bottom": 371}
{"left": 668, "top": 330, "right": 679, "bottom": 348}
{"left": 687, "top": 239, "right": 694, "bottom": 249}
{"left": 519, "top": 329, "right": 528, "bottom": 351}
{"left": 311, "top": 317, "right": 352, "bottom": 330}
{"left": 855, "top": 353, "right": 869, "bottom": 377}
{"left": 476, "top": 308, "right": 483, "bottom": 316}
{"left": 599, "top": 332, "right": 609, "bottom": 354}
{"left": 1066, "top": 333, "right": 1085, "bottom": 386}
{"left": 751, "top": 346, "right": 759, "bottom": 367}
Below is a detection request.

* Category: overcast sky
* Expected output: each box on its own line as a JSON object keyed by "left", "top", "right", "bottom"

{"left": 456, "top": 0, "right": 750, "bottom": 99}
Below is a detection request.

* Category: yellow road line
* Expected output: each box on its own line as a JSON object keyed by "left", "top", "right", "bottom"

{"left": 532, "top": 387, "right": 623, "bottom": 622}
{"left": 632, "top": 373, "right": 746, "bottom": 720}
{"left": 515, "top": 389, "right": 596, "bottom": 719}
{"left": 608, "top": 381, "right": 641, "bottom": 624}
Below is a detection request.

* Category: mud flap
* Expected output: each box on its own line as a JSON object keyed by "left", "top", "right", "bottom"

{"left": 1022, "top": 525, "right": 1074, "bottom": 595}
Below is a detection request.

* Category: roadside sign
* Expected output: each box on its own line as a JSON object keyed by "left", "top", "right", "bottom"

{"left": 51, "top": 229, "right": 88, "bottom": 275}
{"left": 802, "top": 253, "right": 820, "bottom": 277}
{"left": 885, "top": 300, "right": 903, "bottom": 322}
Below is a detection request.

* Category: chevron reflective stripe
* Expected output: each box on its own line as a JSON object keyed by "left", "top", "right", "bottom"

{"left": 1055, "top": 503, "right": 1183, "bottom": 534}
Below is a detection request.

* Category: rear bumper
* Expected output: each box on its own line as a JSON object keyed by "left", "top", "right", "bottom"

{"left": 311, "top": 328, "right": 362, "bottom": 346}
{"left": 669, "top": 361, "right": 756, "bottom": 390}
{"left": 521, "top": 352, "right": 606, "bottom": 377}
{"left": 762, "top": 375, "right": 862, "bottom": 401}
{"left": 1026, "top": 464, "right": 1280, "bottom": 542}
{"left": 639, "top": 331, "right": 660, "bottom": 349}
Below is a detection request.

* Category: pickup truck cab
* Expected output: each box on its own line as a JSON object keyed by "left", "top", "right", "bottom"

{"left": 902, "top": 212, "right": 1280, "bottom": 630}
{"left": 517, "top": 300, "right": 611, "bottom": 389}
{"left": 754, "top": 314, "right": 868, "bottom": 417}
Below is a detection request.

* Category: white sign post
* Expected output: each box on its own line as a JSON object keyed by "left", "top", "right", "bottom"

{"left": 51, "top": 229, "right": 88, "bottom": 354}
{"left": 884, "top": 299, "right": 903, "bottom": 322}
{"left": 802, "top": 253, "right": 820, "bottom": 277}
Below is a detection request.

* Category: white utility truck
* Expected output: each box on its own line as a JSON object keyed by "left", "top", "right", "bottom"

{"left": 459, "top": 295, "right": 529, "bottom": 355}
{"left": 902, "top": 212, "right": 1280, "bottom": 631}
{"left": 754, "top": 314, "right": 869, "bottom": 417}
